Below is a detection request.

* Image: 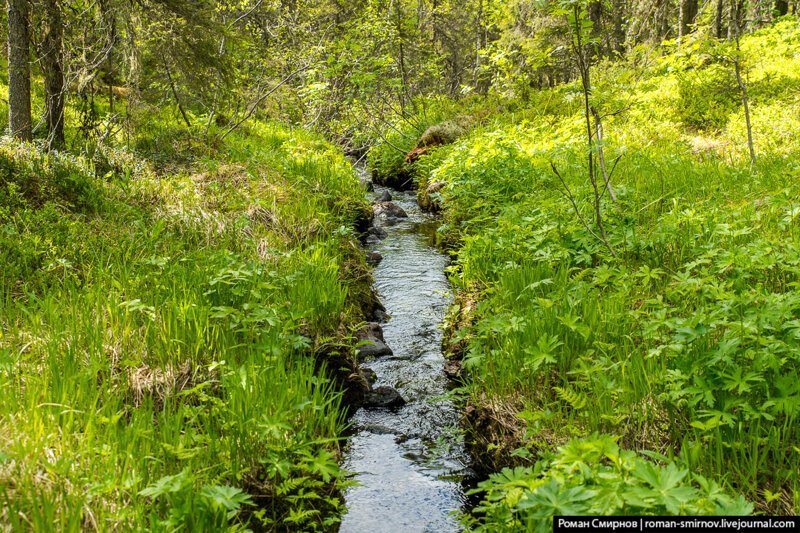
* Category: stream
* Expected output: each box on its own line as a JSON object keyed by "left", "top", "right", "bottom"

{"left": 339, "top": 176, "right": 471, "bottom": 532}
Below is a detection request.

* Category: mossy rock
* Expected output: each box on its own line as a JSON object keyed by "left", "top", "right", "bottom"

{"left": 371, "top": 165, "right": 414, "bottom": 190}
{"left": 405, "top": 119, "right": 469, "bottom": 165}
{"left": 418, "top": 180, "right": 445, "bottom": 213}
{"left": 417, "top": 120, "right": 467, "bottom": 148}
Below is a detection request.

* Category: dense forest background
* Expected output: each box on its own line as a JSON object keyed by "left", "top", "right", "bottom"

{"left": 4, "top": 0, "right": 798, "bottom": 150}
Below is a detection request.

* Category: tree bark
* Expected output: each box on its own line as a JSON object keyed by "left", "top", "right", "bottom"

{"left": 729, "top": 0, "right": 755, "bottom": 166}
{"left": 726, "top": 0, "right": 744, "bottom": 39}
{"left": 164, "top": 60, "right": 192, "bottom": 128}
{"left": 571, "top": 3, "right": 614, "bottom": 257}
{"left": 41, "top": 0, "right": 66, "bottom": 149}
{"left": 679, "top": 0, "right": 698, "bottom": 39}
{"left": 734, "top": 54, "right": 755, "bottom": 167}
{"left": 7, "top": 0, "right": 32, "bottom": 141}
{"left": 592, "top": 108, "right": 617, "bottom": 202}
{"left": 99, "top": 0, "right": 117, "bottom": 114}
{"left": 611, "top": 0, "right": 626, "bottom": 54}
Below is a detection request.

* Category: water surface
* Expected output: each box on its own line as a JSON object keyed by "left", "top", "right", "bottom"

{"left": 340, "top": 182, "right": 470, "bottom": 532}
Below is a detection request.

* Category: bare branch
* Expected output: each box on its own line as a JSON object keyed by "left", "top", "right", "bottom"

{"left": 219, "top": 65, "right": 310, "bottom": 141}
{"left": 228, "top": 0, "right": 265, "bottom": 29}
{"left": 551, "top": 161, "right": 617, "bottom": 257}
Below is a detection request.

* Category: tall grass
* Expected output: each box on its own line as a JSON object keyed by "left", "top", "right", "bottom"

{"left": 385, "top": 20, "right": 800, "bottom": 527}
{"left": 0, "top": 121, "right": 369, "bottom": 530}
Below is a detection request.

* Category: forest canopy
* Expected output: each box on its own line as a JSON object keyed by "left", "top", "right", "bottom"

{"left": 4, "top": 0, "right": 796, "bottom": 149}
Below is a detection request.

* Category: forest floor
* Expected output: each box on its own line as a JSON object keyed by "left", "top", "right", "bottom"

{"left": 0, "top": 121, "right": 376, "bottom": 530}
{"left": 368, "top": 19, "right": 800, "bottom": 527}
{"left": 2, "top": 16, "right": 800, "bottom": 533}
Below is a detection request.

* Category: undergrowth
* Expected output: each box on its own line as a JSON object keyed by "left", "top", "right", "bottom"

{"left": 368, "top": 19, "right": 800, "bottom": 526}
{"left": 0, "top": 122, "right": 370, "bottom": 530}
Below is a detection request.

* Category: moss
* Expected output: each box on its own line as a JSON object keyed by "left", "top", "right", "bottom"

{"left": 416, "top": 119, "right": 468, "bottom": 148}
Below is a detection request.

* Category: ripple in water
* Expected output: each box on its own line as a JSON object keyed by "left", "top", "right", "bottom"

{"left": 340, "top": 184, "right": 471, "bottom": 533}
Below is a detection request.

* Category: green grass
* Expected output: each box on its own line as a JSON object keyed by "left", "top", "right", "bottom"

{"left": 0, "top": 121, "right": 370, "bottom": 530}
{"left": 380, "top": 19, "right": 800, "bottom": 528}
{"left": 365, "top": 95, "right": 511, "bottom": 188}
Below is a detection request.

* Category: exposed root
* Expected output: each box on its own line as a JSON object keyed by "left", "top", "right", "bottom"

{"left": 463, "top": 394, "right": 527, "bottom": 475}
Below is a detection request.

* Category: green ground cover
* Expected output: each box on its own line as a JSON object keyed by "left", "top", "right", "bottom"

{"left": 0, "top": 121, "right": 370, "bottom": 531}
{"left": 368, "top": 19, "right": 800, "bottom": 528}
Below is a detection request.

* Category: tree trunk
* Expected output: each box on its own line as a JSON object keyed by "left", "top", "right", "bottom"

{"left": 99, "top": 0, "right": 117, "bottom": 114}
{"left": 716, "top": 0, "right": 725, "bottom": 38}
{"left": 588, "top": 1, "right": 603, "bottom": 30}
{"left": 612, "top": 0, "right": 626, "bottom": 54}
{"left": 473, "top": 0, "right": 482, "bottom": 89}
{"left": 679, "top": 0, "right": 698, "bottom": 38}
{"left": 726, "top": 0, "right": 743, "bottom": 39}
{"left": 394, "top": 2, "right": 412, "bottom": 107}
{"left": 164, "top": 60, "right": 192, "bottom": 128}
{"left": 655, "top": 0, "right": 671, "bottom": 41}
{"left": 728, "top": 3, "right": 755, "bottom": 167}
{"left": 42, "top": 0, "right": 66, "bottom": 149}
{"left": 7, "top": 0, "right": 32, "bottom": 141}
{"left": 592, "top": 108, "right": 617, "bottom": 202}
{"left": 572, "top": 3, "right": 614, "bottom": 256}
{"left": 734, "top": 54, "right": 755, "bottom": 167}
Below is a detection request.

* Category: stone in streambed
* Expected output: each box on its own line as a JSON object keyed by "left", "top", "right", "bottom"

{"left": 361, "top": 367, "right": 378, "bottom": 385}
{"left": 375, "top": 190, "right": 392, "bottom": 202}
{"left": 370, "top": 298, "right": 388, "bottom": 323}
{"left": 373, "top": 308, "right": 389, "bottom": 323}
{"left": 373, "top": 201, "right": 408, "bottom": 220}
{"left": 356, "top": 322, "right": 392, "bottom": 360}
{"left": 362, "top": 322, "right": 385, "bottom": 342}
{"left": 357, "top": 340, "right": 392, "bottom": 360}
{"left": 360, "top": 177, "right": 374, "bottom": 192}
{"left": 368, "top": 226, "right": 387, "bottom": 239}
{"left": 365, "top": 226, "right": 386, "bottom": 245}
{"left": 364, "top": 386, "right": 406, "bottom": 408}
{"left": 366, "top": 251, "right": 383, "bottom": 265}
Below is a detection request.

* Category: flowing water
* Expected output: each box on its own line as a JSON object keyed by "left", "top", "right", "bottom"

{"left": 339, "top": 180, "right": 471, "bottom": 532}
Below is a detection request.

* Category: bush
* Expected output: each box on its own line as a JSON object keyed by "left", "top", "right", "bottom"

{"left": 465, "top": 435, "right": 752, "bottom": 532}
{"left": 0, "top": 144, "right": 104, "bottom": 212}
{"left": 676, "top": 64, "right": 740, "bottom": 130}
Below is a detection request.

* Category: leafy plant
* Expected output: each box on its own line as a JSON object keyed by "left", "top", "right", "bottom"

{"left": 465, "top": 435, "right": 752, "bottom": 532}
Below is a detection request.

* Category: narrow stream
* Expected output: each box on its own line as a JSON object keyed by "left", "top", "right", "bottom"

{"left": 340, "top": 176, "right": 471, "bottom": 532}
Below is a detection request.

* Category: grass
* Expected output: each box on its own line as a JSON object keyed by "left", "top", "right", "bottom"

{"left": 368, "top": 19, "right": 800, "bottom": 528}
{"left": 0, "top": 120, "right": 371, "bottom": 530}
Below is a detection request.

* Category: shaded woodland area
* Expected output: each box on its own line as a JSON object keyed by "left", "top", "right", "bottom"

{"left": 4, "top": 0, "right": 796, "bottom": 148}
